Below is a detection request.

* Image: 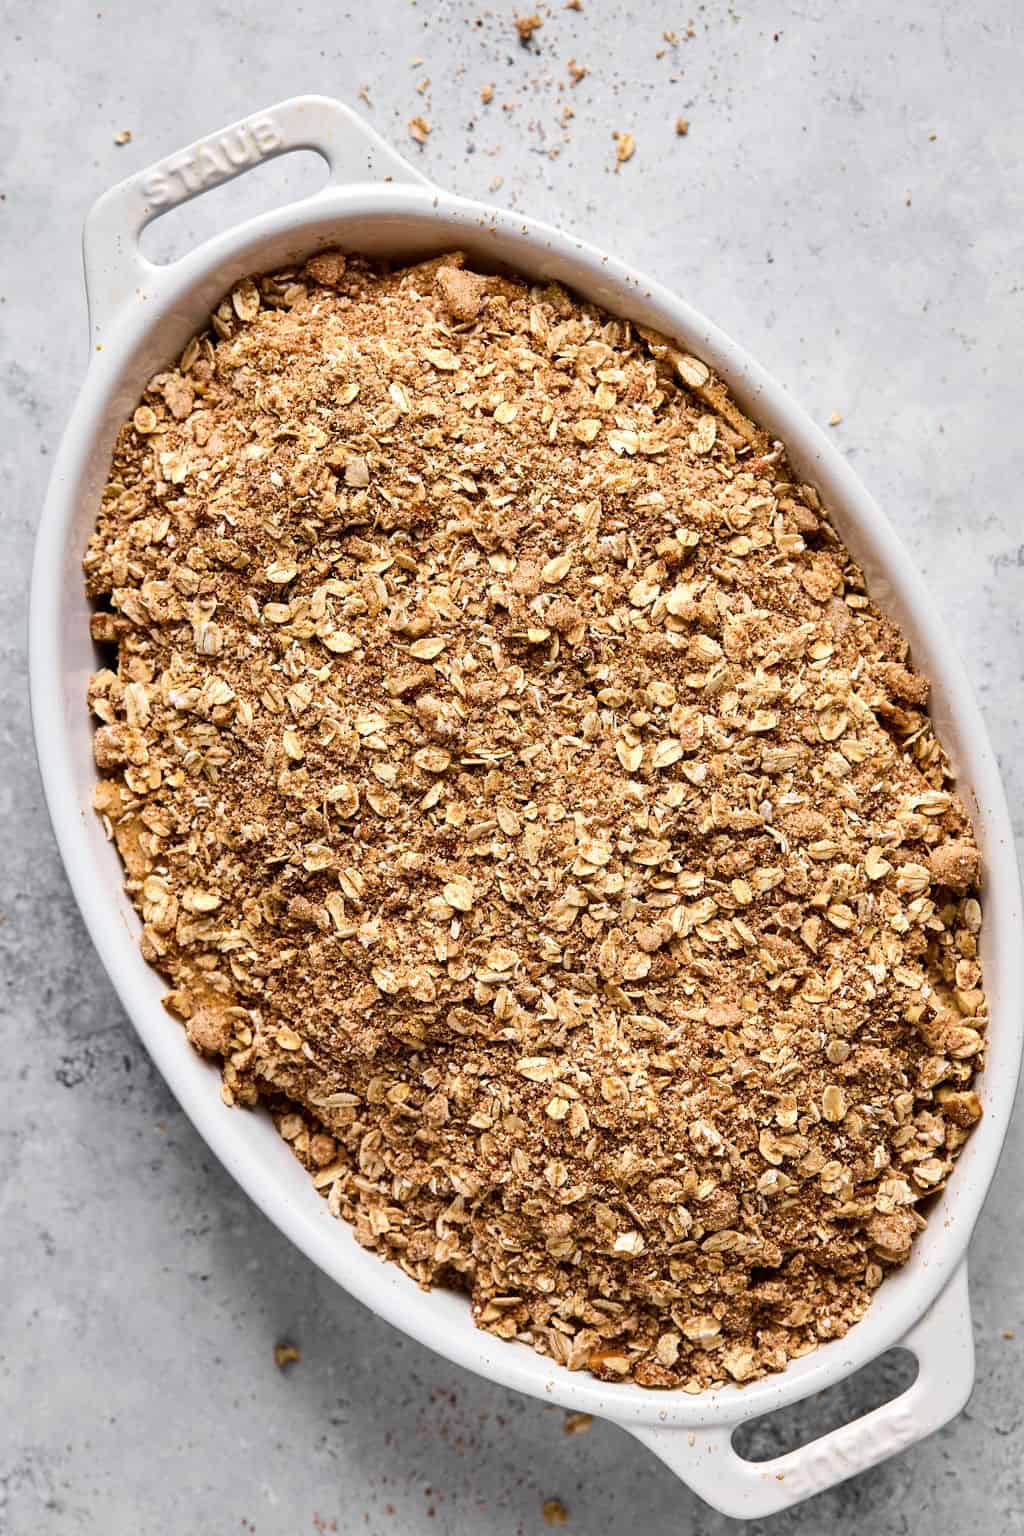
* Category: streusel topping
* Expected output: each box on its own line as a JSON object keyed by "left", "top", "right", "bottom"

{"left": 85, "top": 250, "right": 986, "bottom": 1390}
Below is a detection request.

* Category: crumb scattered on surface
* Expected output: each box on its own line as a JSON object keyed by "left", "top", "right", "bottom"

{"left": 515, "top": 11, "right": 543, "bottom": 44}
{"left": 675, "top": 116, "right": 690, "bottom": 136}
{"left": 613, "top": 130, "right": 636, "bottom": 165}
{"left": 86, "top": 249, "right": 987, "bottom": 1395}
{"left": 481, "top": 82, "right": 495, "bottom": 105}
{"left": 114, "top": 129, "right": 132, "bottom": 146}
{"left": 543, "top": 1499, "right": 569, "bottom": 1526}
{"left": 828, "top": 411, "right": 843, "bottom": 427}
{"left": 273, "top": 1343, "right": 300, "bottom": 1369}
{"left": 408, "top": 115, "right": 431, "bottom": 145}
{"left": 563, "top": 1411, "right": 593, "bottom": 1435}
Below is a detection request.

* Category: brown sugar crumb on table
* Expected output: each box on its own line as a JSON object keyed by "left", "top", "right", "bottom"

{"left": 515, "top": 11, "right": 543, "bottom": 44}
{"left": 85, "top": 245, "right": 987, "bottom": 1394}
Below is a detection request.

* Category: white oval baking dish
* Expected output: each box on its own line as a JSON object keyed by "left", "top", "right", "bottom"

{"left": 29, "top": 96, "right": 1024, "bottom": 1519}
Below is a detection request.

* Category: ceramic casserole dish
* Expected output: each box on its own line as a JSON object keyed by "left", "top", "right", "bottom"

{"left": 29, "top": 96, "right": 1024, "bottom": 1519}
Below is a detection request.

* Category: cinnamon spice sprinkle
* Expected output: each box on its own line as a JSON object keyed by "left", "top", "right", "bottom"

{"left": 85, "top": 250, "right": 986, "bottom": 1391}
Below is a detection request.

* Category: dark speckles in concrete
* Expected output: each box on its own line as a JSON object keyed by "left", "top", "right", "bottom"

{"left": 2, "top": 1, "right": 1023, "bottom": 1531}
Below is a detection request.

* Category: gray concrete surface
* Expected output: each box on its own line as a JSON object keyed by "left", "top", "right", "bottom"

{"left": 2, "top": 0, "right": 1023, "bottom": 1530}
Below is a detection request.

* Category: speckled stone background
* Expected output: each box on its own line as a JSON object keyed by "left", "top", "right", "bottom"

{"left": 2, "top": 1, "right": 1023, "bottom": 1531}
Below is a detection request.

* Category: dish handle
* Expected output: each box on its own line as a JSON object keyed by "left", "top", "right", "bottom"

{"left": 630, "top": 1259, "right": 974, "bottom": 1520}
{"left": 82, "top": 95, "right": 432, "bottom": 347}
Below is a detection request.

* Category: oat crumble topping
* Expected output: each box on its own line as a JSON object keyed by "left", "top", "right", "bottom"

{"left": 85, "top": 250, "right": 987, "bottom": 1391}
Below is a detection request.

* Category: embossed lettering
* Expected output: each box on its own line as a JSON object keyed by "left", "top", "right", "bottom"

{"left": 784, "top": 1404, "right": 919, "bottom": 1498}
{"left": 141, "top": 170, "right": 172, "bottom": 206}
{"left": 196, "top": 144, "right": 230, "bottom": 179}
{"left": 249, "top": 115, "right": 283, "bottom": 153}
{"left": 165, "top": 152, "right": 203, "bottom": 194}
{"left": 139, "top": 114, "right": 285, "bottom": 210}
{"left": 222, "top": 128, "right": 255, "bottom": 167}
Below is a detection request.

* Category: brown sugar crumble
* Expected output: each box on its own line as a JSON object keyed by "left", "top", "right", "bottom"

{"left": 515, "top": 11, "right": 543, "bottom": 44}
{"left": 85, "top": 249, "right": 987, "bottom": 1393}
